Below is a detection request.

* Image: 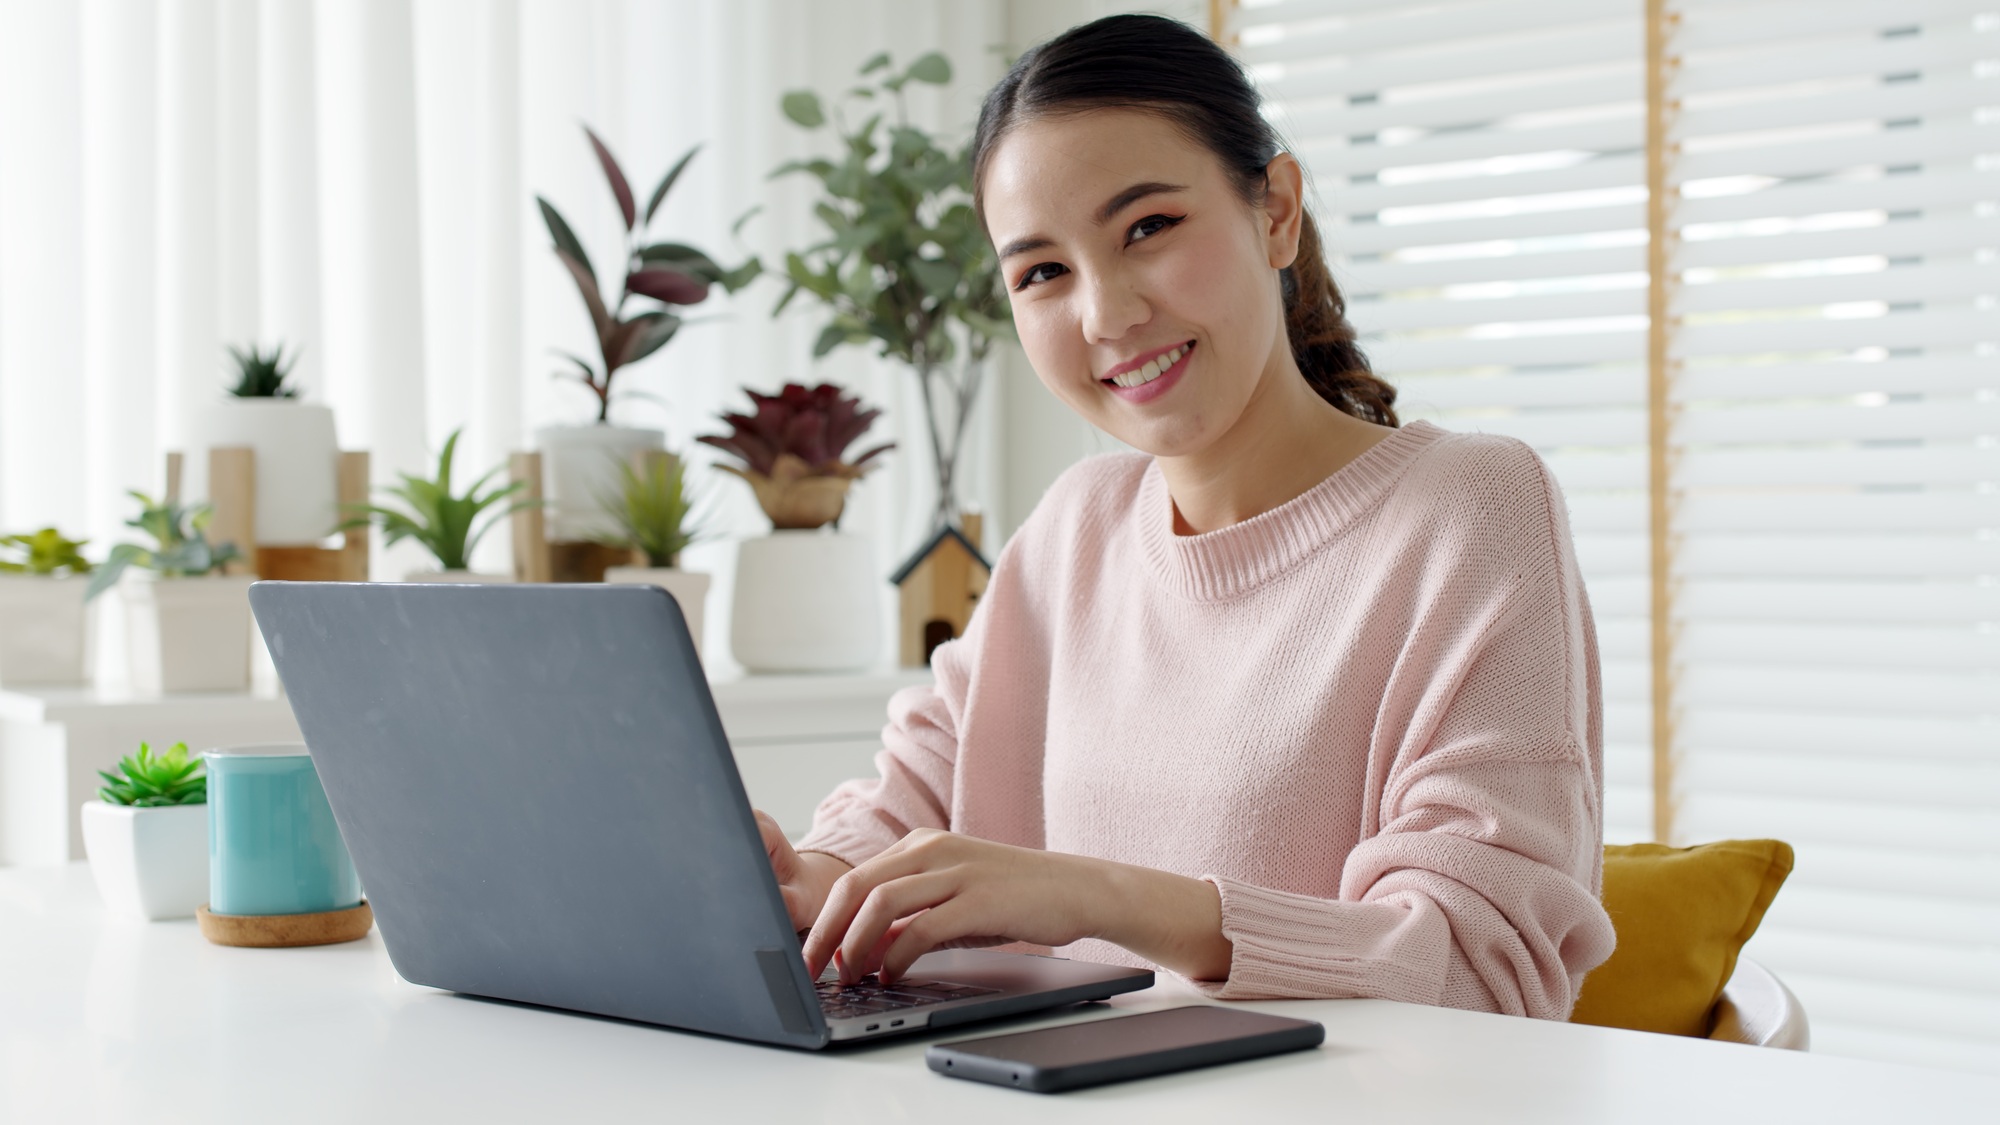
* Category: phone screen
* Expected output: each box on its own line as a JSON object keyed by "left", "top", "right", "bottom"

{"left": 929, "top": 1004, "right": 1324, "bottom": 1091}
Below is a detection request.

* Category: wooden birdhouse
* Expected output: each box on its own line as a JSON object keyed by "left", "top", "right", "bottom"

{"left": 892, "top": 514, "right": 991, "bottom": 666}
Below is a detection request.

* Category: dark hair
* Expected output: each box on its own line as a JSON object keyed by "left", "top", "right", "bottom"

{"left": 972, "top": 14, "right": 1397, "bottom": 428}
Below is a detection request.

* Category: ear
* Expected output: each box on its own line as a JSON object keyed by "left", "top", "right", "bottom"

{"left": 1261, "top": 152, "right": 1307, "bottom": 271}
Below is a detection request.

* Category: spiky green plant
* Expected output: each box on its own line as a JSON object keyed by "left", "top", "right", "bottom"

{"left": 83, "top": 493, "right": 242, "bottom": 601}
{"left": 226, "top": 344, "right": 298, "bottom": 398}
{"left": 97, "top": 741, "right": 206, "bottom": 807}
{"left": 341, "top": 428, "right": 537, "bottom": 571}
{"left": 0, "top": 528, "right": 93, "bottom": 576}
{"left": 593, "top": 453, "right": 700, "bottom": 568}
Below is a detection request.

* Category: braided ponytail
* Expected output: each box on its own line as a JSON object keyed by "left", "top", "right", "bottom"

{"left": 972, "top": 13, "right": 1398, "bottom": 429}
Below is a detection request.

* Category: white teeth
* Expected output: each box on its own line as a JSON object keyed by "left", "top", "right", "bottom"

{"left": 1108, "top": 345, "right": 1188, "bottom": 389}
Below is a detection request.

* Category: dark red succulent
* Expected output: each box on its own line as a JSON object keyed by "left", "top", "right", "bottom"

{"left": 698, "top": 383, "right": 894, "bottom": 529}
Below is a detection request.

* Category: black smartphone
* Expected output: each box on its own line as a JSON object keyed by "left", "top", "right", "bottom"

{"left": 924, "top": 1005, "right": 1324, "bottom": 1093}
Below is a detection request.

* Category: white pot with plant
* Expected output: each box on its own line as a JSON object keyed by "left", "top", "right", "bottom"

{"left": 86, "top": 492, "right": 252, "bottom": 694}
{"left": 532, "top": 124, "right": 757, "bottom": 541}
{"left": 598, "top": 451, "right": 712, "bottom": 660}
{"left": 181, "top": 344, "right": 343, "bottom": 546}
{"left": 80, "top": 741, "right": 210, "bottom": 921}
{"left": 0, "top": 528, "right": 96, "bottom": 686}
{"left": 701, "top": 383, "right": 892, "bottom": 674}
{"left": 341, "top": 428, "right": 534, "bottom": 582}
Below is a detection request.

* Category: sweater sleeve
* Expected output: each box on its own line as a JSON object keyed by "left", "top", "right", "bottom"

{"left": 1188, "top": 454, "right": 1616, "bottom": 1019}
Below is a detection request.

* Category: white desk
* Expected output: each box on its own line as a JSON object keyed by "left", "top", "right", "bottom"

{"left": 2, "top": 864, "right": 1991, "bottom": 1124}
{"left": 0, "top": 671, "right": 928, "bottom": 865}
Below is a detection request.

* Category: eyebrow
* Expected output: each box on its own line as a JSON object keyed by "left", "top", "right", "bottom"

{"left": 996, "top": 180, "right": 1190, "bottom": 261}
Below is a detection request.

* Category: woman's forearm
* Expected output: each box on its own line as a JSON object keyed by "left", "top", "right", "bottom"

{"left": 1074, "top": 854, "right": 1234, "bottom": 982}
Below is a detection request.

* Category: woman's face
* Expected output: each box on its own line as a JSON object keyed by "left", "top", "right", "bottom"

{"left": 980, "top": 109, "right": 1303, "bottom": 459}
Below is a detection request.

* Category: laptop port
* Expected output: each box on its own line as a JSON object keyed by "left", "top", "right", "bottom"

{"left": 865, "top": 1023, "right": 880, "bottom": 1032}
{"left": 890, "top": 1019, "right": 904, "bottom": 1027}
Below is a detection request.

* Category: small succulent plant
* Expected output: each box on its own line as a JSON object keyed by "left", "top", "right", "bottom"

{"left": 698, "top": 383, "right": 893, "bottom": 530}
{"left": 537, "top": 125, "right": 760, "bottom": 423}
{"left": 226, "top": 343, "right": 298, "bottom": 398}
{"left": 341, "top": 428, "right": 537, "bottom": 571}
{"left": 594, "top": 452, "right": 701, "bottom": 568}
{"left": 84, "top": 493, "right": 243, "bottom": 601}
{"left": 97, "top": 741, "right": 206, "bottom": 807}
{"left": 0, "top": 528, "right": 93, "bottom": 576}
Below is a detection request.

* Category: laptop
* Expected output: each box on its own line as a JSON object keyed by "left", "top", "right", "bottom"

{"left": 248, "top": 580, "right": 1153, "bottom": 1048}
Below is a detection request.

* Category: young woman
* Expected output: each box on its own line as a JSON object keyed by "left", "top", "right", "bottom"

{"left": 757, "top": 13, "right": 1616, "bottom": 1020}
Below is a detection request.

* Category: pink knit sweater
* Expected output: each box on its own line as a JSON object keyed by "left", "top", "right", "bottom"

{"left": 797, "top": 420, "right": 1617, "bottom": 1018}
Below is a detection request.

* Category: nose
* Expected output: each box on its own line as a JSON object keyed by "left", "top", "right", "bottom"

{"left": 1077, "top": 264, "right": 1151, "bottom": 347}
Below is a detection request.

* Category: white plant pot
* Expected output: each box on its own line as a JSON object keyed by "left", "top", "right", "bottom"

{"left": 0, "top": 573, "right": 93, "bottom": 686}
{"left": 534, "top": 423, "right": 665, "bottom": 541}
{"left": 731, "top": 531, "right": 880, "bottom": 673}
{"left": 603, "top": 567, "right": 711, "bottom": 661}
{"left": 401, "top": 569, "right": 515, "bottom": 584}
{"left": 121, "top": 573, "right": 256, "bottom": 694}
{"left": 80, "top": 801, "right": 210, "bottom": 921}
{"left": 182, "top": 400, "right": 341, "bottom": 546}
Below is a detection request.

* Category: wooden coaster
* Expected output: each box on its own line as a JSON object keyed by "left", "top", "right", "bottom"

{"left": 197, "top": 901, "right": 374, "bottom": 948}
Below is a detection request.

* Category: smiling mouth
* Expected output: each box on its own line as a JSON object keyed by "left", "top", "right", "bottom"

{"left": 1103, "top": 341, "right": 1194, "bottom": 389}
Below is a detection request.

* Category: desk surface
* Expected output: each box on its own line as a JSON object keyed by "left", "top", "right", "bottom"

{"left": 3, "top": 864, "right": 1991, "bottom": 1124}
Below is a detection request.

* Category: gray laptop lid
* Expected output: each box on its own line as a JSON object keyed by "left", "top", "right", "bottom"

{"left": 249, "top": 581, "right": 827, "bottom": 1049}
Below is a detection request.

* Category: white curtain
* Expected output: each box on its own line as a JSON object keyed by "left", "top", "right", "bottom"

{"left": 0, "top": 0, "right": 1006, "bottom": 669}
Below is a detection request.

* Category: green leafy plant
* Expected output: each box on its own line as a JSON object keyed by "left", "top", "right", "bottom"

{"left": 97, "top": 741, "right": 206, "bottom": 807}
{"left": 226, "top": 343, "right": 298, "bottom": 398}
{"left": 0, "top": 528, "right": 93, "bottom": 577}
{"left": 593, "top": 453, "right": 702, "bottom": 568}
{"left": 84, "top": 493, "right": 243, "bottom": 601}
{"left": 537, "top": 126, "right": 761, "bottom": 423}
{"left": 698, "top": 383, "right": 892, "bottom": 531}
{"left": 764, "top": 50, "right": 1012, "bottom": 528}
{"left": 341, "top": 428, "right": 536, "bottom": 571}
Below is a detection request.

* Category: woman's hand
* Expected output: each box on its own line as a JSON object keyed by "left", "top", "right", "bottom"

{"left": 798, "top": 828, "right": 1235, "bottom": 986}
{"left": 801, "top": 828, "right": 1097, "bottom": 984}
{"left": 755, "top": 810, "right": 852, "bottom": 932}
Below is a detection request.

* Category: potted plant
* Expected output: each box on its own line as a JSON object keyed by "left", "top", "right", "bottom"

{"left": 699, "top": 383, "right": 892, "bottom": 672}
{"left": 85, "top": 492, "right": 250, "bottom": 694}
{"left": 597, "top": 452, "right": 714, "bottom": 660}
{"left": 81, "top": 741, "right": 210, "bottom": 921}
{"left": 181, "top": 343, "right": 343, "bottom": 546}
{"left": 766, "top": 51, "right": 1012, "bottom": 534}
{"left": 0, "top": 528, "right": 95, "bottom": 686}
{"left": 343, "top": 428, "right": 534, "bottom": 582}
{"left": 534, "top": 125, "right": 758, "bottom": 542}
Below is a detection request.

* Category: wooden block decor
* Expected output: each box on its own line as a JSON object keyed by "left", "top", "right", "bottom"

{"left": 167, "top": 448, "right": 371, "bottom": 582}
{"left": 508, "top": 450, "right": 643, "bottom": 584}
{"left": 893, "top": 513, "right": 992, "bottom": 667}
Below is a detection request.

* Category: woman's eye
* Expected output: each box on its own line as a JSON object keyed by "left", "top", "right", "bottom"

{"left": 1014, "top": 262, "right": 1067, "bottom": 291}
{"left": 1129, "top": 214, "right": 1184, "bottom": 243}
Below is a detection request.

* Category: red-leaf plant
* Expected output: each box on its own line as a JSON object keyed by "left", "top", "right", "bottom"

{"left": 535, "top": 126, "right": 760, "bottom": 423}
{"left": 697, "top": 383, "right": 894, "bottom": 531}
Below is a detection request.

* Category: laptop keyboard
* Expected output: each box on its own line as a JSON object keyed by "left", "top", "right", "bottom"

{"left": 814, "top": 977, "right": 998, "bottom": 1020}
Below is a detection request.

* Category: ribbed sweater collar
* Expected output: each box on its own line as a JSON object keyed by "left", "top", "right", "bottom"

{"left": 1137, "top": 419, "right": 1445, "bottom": 602}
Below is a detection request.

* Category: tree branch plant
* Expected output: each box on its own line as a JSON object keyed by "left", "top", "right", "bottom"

{"left": 84, "top": 493, "right": 243, "bottom": 601}
{"left": 537, "top": 126, "right": 761, "bottom": 423}
{"left": 766, "top": 51, "right": 1013, "bottom": 529}
{"left": 594, "top": 453, "right": 702, "bottom": 568}
{"left": 226, "top": 343, "right": 298, "bottom": 398}
{"left": 98, "top": 741, "right": 206, "bottom": 807}
{"left": 699, "top": 383, "right": 893, "bottom": 530}
{"left": 341, "top": 429, "right": 535, "bottom": 572}
{"left": 0, "top": 528, "right": 93, "bottom": 576}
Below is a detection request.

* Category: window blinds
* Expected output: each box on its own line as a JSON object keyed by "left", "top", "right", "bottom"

{"left": 1231, "top": 0, "right": 1657, "bottom": 846}
{"left": 1658, "top": 0, "right": 1999, "bottom": 1074}
{"left": 1225, "top": 0, "right": 1998, "bottom": 1074}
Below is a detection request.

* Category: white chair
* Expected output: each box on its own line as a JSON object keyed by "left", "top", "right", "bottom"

{"left": 1707, "top": 958, "right": 1810, "bottom": 1050}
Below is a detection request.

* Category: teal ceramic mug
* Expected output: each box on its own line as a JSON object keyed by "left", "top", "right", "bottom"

{"left": 205, "top": 744, "right": 362, "bottom": 916}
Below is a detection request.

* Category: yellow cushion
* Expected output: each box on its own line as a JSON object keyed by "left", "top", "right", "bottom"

{"left": 1569, "top": 839, "right": 1794, "bottom": 1037}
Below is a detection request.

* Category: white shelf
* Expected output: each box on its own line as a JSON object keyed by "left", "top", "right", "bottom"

{"left": 0, "top": 668, "right": 931, "bottom": 867}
